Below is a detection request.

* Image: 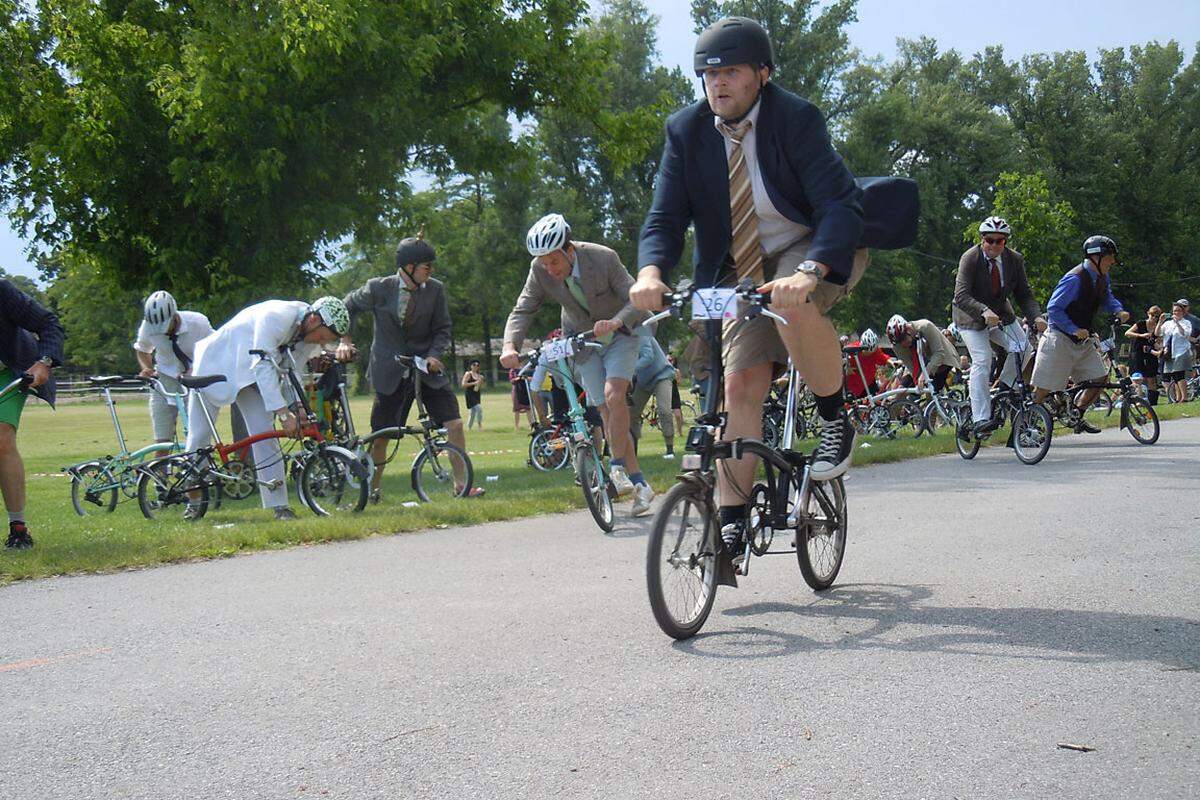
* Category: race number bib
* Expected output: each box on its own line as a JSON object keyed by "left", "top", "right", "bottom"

{"left": 691, "top": 288, "right": 738, "bottom": 320}
{"left": 542, "top": 337, "right": 575, "bottom": 363}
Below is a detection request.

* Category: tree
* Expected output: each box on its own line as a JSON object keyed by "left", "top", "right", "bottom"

{"left": 0, "top": 0, "right": 598, "bottom": 319}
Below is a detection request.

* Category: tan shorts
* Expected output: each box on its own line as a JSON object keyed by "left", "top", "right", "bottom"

{"left": 1031, "top": 329, "right": 1109, "bottom": 391}
{"left": 723, "top": 238, "right": 871, "bottom": 375}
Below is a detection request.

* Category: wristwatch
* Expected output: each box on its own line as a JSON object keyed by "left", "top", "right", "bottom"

{"left": 37, "top": 356, "right": 53, "bottom": 367}
{"left": 795, "top": 260, "right": 823, "bottom": 279}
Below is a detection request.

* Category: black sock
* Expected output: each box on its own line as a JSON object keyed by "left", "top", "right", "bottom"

{"left": 719, "top": 505, "right": 747, "bottom": 526}
{"left": 1149, "top": 389, "right": 1159, "bottom": 406}
{"left": 814, "top": 391, "right": 843, "bottom": 422}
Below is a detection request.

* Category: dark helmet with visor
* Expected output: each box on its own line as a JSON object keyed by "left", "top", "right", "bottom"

{"left": 693, "top": 17, "right": 774, "bottom": 76}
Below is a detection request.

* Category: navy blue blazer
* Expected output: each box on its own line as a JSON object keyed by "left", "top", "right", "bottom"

{"left": 0, "top": 279, "right": 65, "bottom": 407}
{"left": 638, "top": 82, "right": 918, "bottom": 287}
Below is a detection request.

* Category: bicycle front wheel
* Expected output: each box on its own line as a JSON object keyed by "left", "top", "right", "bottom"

{"left": 136, "top": 457, "right": 209, "bottom": 520}
{"left": 301, "top": 447, "right": 369, "bottom": 515}
{"left": 1125, "top": 397, "right": 1160, "bottom": 444}
{"left": 575, "top": 443, "right": 614, "bottom": 532}
{"left": 889, "top": 398, "right": 924, "bottom": 438}
{"left": 70, "top": 462, "right": 119, "bottom": 516}
{"left": 646, "top": 481, "right": 718, "bottom": 639}
{"left": 796, "top": 475, "right": 847, "bottom": 591}
{"left": 954, "top": 405, "right": 980, "bottom": 460}
{"left": 411, "top": 440, "right": 474, "bottom": 502}
{"left": 1011, "top": 404, "right": 1053, "bottom": 465}
{"left": 529, "top": 427, "right": 569, "bottom": 471}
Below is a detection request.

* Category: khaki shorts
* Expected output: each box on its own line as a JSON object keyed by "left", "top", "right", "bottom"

{"left": 1031, "top": 329, "right": 1109, "bottom": 392}
{"left": 723, "top": 238, "right": 871, "bottom": 375}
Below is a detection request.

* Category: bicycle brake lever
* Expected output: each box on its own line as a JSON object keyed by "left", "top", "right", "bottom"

{"left": 760, "top": 309, "right": 789, "bottom": 326}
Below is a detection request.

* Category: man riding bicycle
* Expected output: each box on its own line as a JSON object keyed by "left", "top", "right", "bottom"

{"left": 629, "top": 16, "right": 917, "bottom": 558}
{"left": 953, "top": 216, "right": 1047, "bottom": 436}
{"left": 1031, "top": 235, "right": 1131, "bottom": 431}
{"left": 885, "top": 314, "right": 959, "bottom": 393}
{"left": 500, "top": 213, "right": 655, "bottom": 516}
{"left": 184, "top": 297, "right": 349, "bottom": 520}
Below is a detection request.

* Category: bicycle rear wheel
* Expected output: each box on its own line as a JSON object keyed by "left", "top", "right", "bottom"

{"left": 1124, "top": 397, "right": 1159, "bottom": 444}
{"left": 530, "top": 427, "right": 569, "bottom": 471}
{"left": 796, "top": 475, "right": 847, "bottom": 591}
{"left": 646, "top": 481, "right": 718, "bottom": 639}
{"left": 575, "top": 443, "right": 614, "bottom": 532}
{"left": 889, "top": 398, "right": 924, "bottom": 438}
{"left": 301, "top": 447, "right": 369, "bottom": 515}
{"left": 70, "top": 462, "right": 118, "bottom": 516}
{"left": 1011, "top": 404, "right": 1053, "bottom": 465}
{"left": 412, "top": 440, "right": 473, "bottom": 501}
{"left": 136, "top": 456, "right": 209, "bottom": 520}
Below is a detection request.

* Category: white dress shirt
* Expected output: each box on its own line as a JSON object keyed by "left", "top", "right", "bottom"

{"left": 715, "top": 99, "right": 812, "bottom": 257}
{"left": 191, "top": 300, "right": 325, "bottom": 412}
{"left": 133, "top": 310, "right": 214, "bottom": 378}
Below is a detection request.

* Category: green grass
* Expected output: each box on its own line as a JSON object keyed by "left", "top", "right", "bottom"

{"left": 2, "top": 388, "right": 1196, "bottom": 583}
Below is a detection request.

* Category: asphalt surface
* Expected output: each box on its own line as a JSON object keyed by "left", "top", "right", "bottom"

{"left": 2, "top": 418, "right": 1198, "bottom": 800}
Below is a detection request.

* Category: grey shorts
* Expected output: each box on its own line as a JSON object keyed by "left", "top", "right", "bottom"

{"left": 576, "top": 331, "right": 639, "bottom": 406}
{"left": 723, "top": 238, "right": 871, "bottom": 375}
{"left": 1031, "top": 329, "right": 1109, "bottom": 391}
{"left": 148, "top": 373, "right": 183, "bottom": 441}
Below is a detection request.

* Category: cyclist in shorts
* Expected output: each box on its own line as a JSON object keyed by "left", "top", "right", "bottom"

{"left": 1031, "top": 235, "right": 1130, "bottom": 432}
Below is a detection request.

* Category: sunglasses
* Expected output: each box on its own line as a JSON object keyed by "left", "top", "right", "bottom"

{"left": 982, "top": 237, "right": 1006, "bottom": 245}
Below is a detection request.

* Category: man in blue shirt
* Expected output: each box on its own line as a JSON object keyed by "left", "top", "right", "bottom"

{"left": 1031, "top": 235, "right": 1130, "bottom": 432}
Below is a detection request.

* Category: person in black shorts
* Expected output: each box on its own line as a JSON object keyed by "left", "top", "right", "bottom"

{"left": 666, "top": 353, "right": 685, "bottom": 437}
{"left": 1126, "top": 306, "right": 1162, "bottom": 405}
{"left": 461, "top": 360, "right": 484, "bottom": 429}
{"left": 339, "top": 232, "right": 483, "bottom": 498}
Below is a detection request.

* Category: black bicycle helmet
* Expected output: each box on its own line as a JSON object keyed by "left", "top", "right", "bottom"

{"left": 1083, "top": 235, "right": 1118, "bottom": 259}
{"left": 693, "top": 17, "right": 774, "bottom": 76}
{"left": 395, "top": 236, "right": 436, "bottom": 268}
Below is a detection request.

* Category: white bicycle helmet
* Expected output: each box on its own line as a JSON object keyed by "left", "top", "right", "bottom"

{"left": 143, "top": 290, "right": 177, "bottom": 334}
{"left": 860, "top": 328, "right": 879, "bottom": 350}
{"left": 978, "top": 216, "right": 1011, "bottom": 236}
{"left": 311, "top": 296, "right": 350, "bottom": 336}
{"left": 885, "top": 314, "right": 909, "bottom": 342}
{"left": 526, "top": 213, "right": 571, "bottom": 257}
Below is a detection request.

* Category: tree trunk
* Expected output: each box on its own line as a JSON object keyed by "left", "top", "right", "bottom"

{"left": 482, "top": 309, "right": 494, "bottom": 387}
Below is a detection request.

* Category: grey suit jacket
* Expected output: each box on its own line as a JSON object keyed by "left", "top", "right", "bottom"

{"left": 344, "top": 275, "right": 452, "bottom": 395}
{"left": 952, "top": 245, "right": 1042, "bottom": 331}
{"left": 503, "top": 241, "right": 648, "bottom": 351}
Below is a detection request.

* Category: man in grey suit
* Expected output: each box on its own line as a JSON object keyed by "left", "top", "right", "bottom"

{"left": 337, "top": 235, "right": 482, "bottom": 499}
{"left": 498, "top": 213, "right": 655, "bottom": 516}
{"left": 952, "top": 216, "right": 1047, "bottom": 434}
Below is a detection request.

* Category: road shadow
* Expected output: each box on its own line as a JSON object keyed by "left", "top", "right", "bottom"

{"left": 605, "top": 515, "right": 652, "bottom": 539}
{"left": 672, "top": 583, "right": 1199, "bottom": 670}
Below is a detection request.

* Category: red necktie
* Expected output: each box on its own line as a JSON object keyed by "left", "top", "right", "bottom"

{"left": 989, "top": 258, "right": 1001, "bottom": 295}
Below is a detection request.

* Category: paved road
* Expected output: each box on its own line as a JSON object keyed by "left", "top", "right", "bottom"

{"left": 2, "top": 419, "right": 1198, "bottom": 800}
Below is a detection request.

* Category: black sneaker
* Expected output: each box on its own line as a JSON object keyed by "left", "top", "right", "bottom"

{"left": 6, "top": 521, "right": 33, "bottom": 549}
{"left": 811, "top": 413, "right": 856, "bottom": 481}
{"left": 1074, "top": 419, "right": 1102, "bottom": 434}
{"left": 973, "top": 418, "right": 1002, "bottom": 437}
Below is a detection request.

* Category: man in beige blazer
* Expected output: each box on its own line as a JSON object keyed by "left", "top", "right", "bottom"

{"left": 499, "top": 213, "right": 654, "bottom": 515}
{"left": 885, "top": 315, "right": 959, "bottom": 393}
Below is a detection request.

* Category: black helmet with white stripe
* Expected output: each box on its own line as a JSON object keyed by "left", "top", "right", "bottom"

{"left": 693, "top": 17, "right": 774, "bottom": 76}
{"left": 1083, "top": 235, "right": 1118, "bottom": 259}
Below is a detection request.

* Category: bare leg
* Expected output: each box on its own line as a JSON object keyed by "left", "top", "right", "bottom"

{"left": 717, "top": 364, "right": 773, "bottom": 507}
{"left": 774, "top": 303, "right": 841, "bottom": 396}
{"left": 0, "top": 423, "right": 25, "bottom": 515}
{"left": 444, "top": 418, "right": 469, "bottom": 486}
{"left": 369, "top": 437, "right": 389, "bottom": 493}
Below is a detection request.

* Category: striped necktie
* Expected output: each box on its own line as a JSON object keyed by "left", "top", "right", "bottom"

{"left": 721, "top": 119, "right": 764, "bottom": 284}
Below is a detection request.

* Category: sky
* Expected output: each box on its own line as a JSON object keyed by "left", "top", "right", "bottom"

{"left": 3, "top": 0, "right": 1198, "bottom": 284}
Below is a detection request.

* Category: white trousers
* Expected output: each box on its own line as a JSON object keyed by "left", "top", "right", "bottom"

{"left": 959, "top": 322, "right": 1031, "bottom": 423}
{"left": 186, "top": 385, "right": 289, "bottom": 509}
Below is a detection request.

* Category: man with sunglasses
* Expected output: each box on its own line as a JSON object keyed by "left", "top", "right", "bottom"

{"left": 952, "top": 217, "right": 1046, "bottom": 436}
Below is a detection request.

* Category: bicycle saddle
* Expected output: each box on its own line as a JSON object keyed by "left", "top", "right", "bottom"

{"left": 88, "top": 375, "right": 141, "bottom": 387}
{"left": 179, "top": 374, "right": 227, "bottom": 389}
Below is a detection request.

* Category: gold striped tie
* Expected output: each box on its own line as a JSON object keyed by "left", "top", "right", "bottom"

{"left": 721, "top": 119, "right": 764, "bottom": 284}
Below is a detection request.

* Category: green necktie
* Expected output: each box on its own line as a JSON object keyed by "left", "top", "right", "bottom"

{"left": 566, "top": 276, "right": 613, "bottom": 344}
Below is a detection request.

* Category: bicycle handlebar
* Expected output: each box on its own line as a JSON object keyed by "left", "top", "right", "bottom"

{"left": 643, "top": 280, "right": 785, "bottom": 327}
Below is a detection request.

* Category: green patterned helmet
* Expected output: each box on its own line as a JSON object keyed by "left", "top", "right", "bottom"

{"left": 311, "top": 296, "right": 349, "bottom": 336}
